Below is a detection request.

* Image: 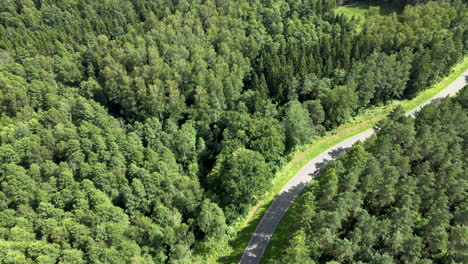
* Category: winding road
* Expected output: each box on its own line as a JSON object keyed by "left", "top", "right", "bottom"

{"left": 239, "top": 69, "right": 468, "bottom": 264}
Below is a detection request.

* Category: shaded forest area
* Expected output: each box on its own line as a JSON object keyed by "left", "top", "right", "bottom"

{"left": 273, "top": 86, "right": 468, "bottom": 264}
{"left": 0, "top": 0, "right": 466, "bottom": 262}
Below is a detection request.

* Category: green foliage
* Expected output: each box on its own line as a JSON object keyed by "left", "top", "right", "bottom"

{"left": 349, "top": 52, "right": 412, "bottom": 105}
{"left": 279, "top": 229, "right": 315, "bottom": 264}
{"left": 284, "top": 101, "right": 315, "bottom": 150}
{"left": 197, "top": 200, "right": 226, "bottom": 240}
{"left": 323, "top": 85, "right": 359, "bottom": 127}
{"left": 208, "top": 148, "right": 272, "bottom": 220}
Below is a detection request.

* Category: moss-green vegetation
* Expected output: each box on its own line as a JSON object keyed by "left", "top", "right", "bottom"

{"left": 334, "top": 1, "right": 398, "bottom": 32}
{"left": 335, "top": 1, "right": 398, "bottom": 17}
{"left": 334, "top": 2, "right": 372, "bottom": 18}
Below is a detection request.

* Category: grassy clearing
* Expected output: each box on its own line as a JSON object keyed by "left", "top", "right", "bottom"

{"left": 335, "top": 1, "right": 397, "bottom": 17}
{"left": 334, "top": 2, "right": 371, "bottom": 33}
{"left": 261, "top": 56, "right": 468, "bottom": 263}
{"left": 334, "top": 2, "right": 372, "bottom": 18}
{"left": 334, "top": 2, "right": 398, "bottom": 33}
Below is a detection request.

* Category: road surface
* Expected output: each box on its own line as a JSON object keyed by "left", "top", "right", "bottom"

{"left": 239, "top": 69, "right": 468, "bottom": 264}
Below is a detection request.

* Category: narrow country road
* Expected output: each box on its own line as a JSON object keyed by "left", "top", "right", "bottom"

{"left": 239, "top": 69, "right": 468, "bottom": 264}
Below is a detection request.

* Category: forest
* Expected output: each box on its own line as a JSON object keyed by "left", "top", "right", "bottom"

{"left": 271, "top": 86, "right": 468, "bottom": 264}
{"left": 0, "top": 0, "right": 466, "bottom": 263}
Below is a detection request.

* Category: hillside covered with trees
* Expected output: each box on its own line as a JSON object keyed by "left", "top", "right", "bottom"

{"left": 0, "top": 0, "right": 466, "bottom": 262}
{"left": 271, "top": 87, "right": 468, "bottom": 264}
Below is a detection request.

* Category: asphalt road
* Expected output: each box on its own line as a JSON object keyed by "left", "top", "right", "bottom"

{"left": 239, "top": 69, "right": 468, "bottom": 264}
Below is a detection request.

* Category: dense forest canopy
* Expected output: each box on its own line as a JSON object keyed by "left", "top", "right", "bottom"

{"left": 272, "top": 87, "right": 468, "bottom": 264}
{"left": 0, "top": 0, "right": 466, "bottom": 262}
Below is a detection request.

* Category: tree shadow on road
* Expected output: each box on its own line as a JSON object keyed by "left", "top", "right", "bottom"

{"left": 220, "top": 182, "right": 307, "bottom": 264}
{"left": 307, "top": 146, "right": 349, "bottom": 178}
